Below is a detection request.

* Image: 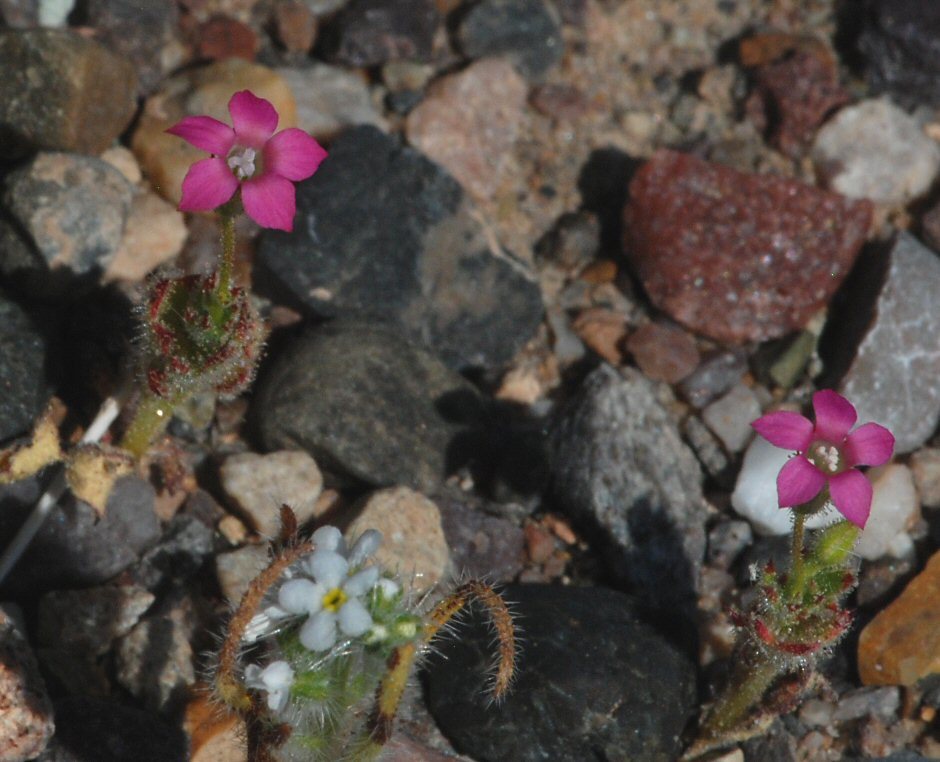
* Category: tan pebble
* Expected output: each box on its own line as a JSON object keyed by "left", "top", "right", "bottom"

{"left": 218, "top": 515, "right": 248, "bottom": 545}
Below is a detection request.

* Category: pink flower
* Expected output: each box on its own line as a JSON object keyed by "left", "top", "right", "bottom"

{"left": 751, "top": 390, "right": 894, "bottom": 528}
{"left": 167, "top": 90, "right": 327, "bottom": 231}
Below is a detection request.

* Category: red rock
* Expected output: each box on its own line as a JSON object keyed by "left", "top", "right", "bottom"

{"left": 625, "top": 322, "right": 700, "bottom": 384}
{"left": 623, "top": 149, "right": 872, "bottom": 345}
{"left": 197, "top": 15, "right": 258, "bottom": 61}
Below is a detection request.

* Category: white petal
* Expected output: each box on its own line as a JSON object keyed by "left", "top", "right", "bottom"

{"left": 377, "top": 578, "right": 400, "bottom": 599}
{"left": 243, "top": 664, "right": 264, "bottom": 689}
{"left": 338, "top": 598, "right": 372, "bottom": 637}
{"left": 312, "top": 525, "right": 345, "bottom": 553}
{"left": 262, "top": 660, "right": 294, "bottom": 690}
{"left": 268, "top": 688, "right": 288, "bottom": 713}
{"left": 347, "top": 530, "right": 382, "bottom": 567}
{"left": 278, "top": 578, "right": 323, "bottom": 614}
{"left": 299, "top": 610, "right": 337, "bottom": 651}
{"left": 307, "top": 550, "right": 348, "bottom": 588}
{"left": 344, "top": 566, "right": 379, "bottom": 596}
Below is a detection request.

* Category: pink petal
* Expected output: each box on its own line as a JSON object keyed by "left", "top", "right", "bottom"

{"left": 264, "top": 128, "right": 328, "bottom": 181}
{"left": 843, "top": 423, "right": 895, "bottom": 467}
{"left": 178, "top": 157, "right": 239, "bottom": 212}
{"left": 229, "top": 90, "right": 279, "bottom": 148}
{"left": 812, "top": 389, "right": 857, "bottom": 444}
{"left": 241, "top": 173, "right": 296, "bottom": 231}
{"left": 166, "top": 115, "right": 235, "bottom": 155}
{"left": 776, "top": 455, "right": 826, "bottom": 507}
{"left": 752, "top": 411, "right": 814, "bottom": 451}
{"left": 829, "top": 469, "right": 873, "bottom": 528}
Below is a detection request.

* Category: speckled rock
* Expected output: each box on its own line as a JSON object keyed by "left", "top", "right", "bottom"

{"left": 0, "top": 606, "right": 54, "bottom": 762}
{"left": 322, "top": 0, "right": 438, "bottom": 66}
{"left": 347, "top": 486, "right": 450, "bottom": 591}
{"left": 220, "top": 450, "right": 324, "bottom": 538}
{"left": 1, "top": 152, "right": 134, "bottom": 290}
{"left": 425, "top": 584, "right": 696, "bottom": 762}
{"left": 812, "top": 98, "right": 940, "bottom": 206}
{"left": 455, "top": 0, "right": 563, "bottom": 79}
{"left": 858, "top": 550, "right": 940, "bottom": 686}
{"left": 623, "top": 149, "right": 872, "bottom": 345}
{"left": 0, "top": 29, "right": 137, "bottom": 156}
{"left": 406, "top": 57, "right": 528, "bottom": 200}
{"left": 550, "top": 364, "right": 706, "bottom": 612}
{"left": 252, "top": 320, "right": 485, "bottom": 492}
{"left": 840, "top": 233, "right": 940, "bottom": 454}
{"left": 256, "top": 127, "right": 543, "bottom": 370}
{"left": 0, "top": 295, "right": 49, "bottom": 442}
{"left": 702, "top": 383, "right": 761, "bottom": 453}
{"left": 105, "top": 191, "right": 188, "bottom": 282}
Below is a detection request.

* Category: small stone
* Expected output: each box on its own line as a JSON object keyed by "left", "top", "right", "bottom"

{"left": 273, "top": 0, "right": 318, "bottom": 53}
{"left": 37, "top": 584, "right": 154, "bottom": 657}
{"left": 832, "top": 686, "right": 901, "bottom": 722}
{"left": 425, "top": 585, "right": 696, "bottom": 762}
{"left": 1, "top": 152, "right": 134, "bottom": 289}
{"left": 406, "top": 57, "right": 527, "bottom": 201}
{"left": 857, "top": 555, "right": 917, "bottom": 608}
{"left": 347, "top": 486, "right": 451, "bottom": 591}
{"left": 571, "top": 308, "right": 628, "bottom": 365}
{"left": 215, "top": 543, "right": 269, "bottom": 605}
{"left": 132, "top": 59, "right": 297, "bottom": 206}
{"left": 0, "top": 295, "right": 49, "bottom": 442}
{"left": 910, "top": 448, "right": 940, "bottom": 509}
{"left": 812, "top": 98, "right": 940, "bottom": 207}
{"left": 197, "top": 15, "right": 259, "bottom": 61}
{"left": 322, "top": 0, "right": 439, "bottom": 67}
{"left": 856, "top": 465, "right": 919, "bottom": 561}
{"left": 678, "top": 350, "right": 747, "bottom": 409}
{"left": 132, "top": 514, "right": 216, "bottom": 591}
{"left": 278, "top": 64, "right": 386, "bottom": 140}
{"left": 624, "top": 149, "right": 872, "bottom": 345}
{"left": 105, "top": 191, "right": 188, "bottom": 282}
{"left": 799, "top": 698, "right": 835, "bottom": 728}
{"left": 702, "top": 383, "right": 761, "bottom": 453}
{"left": 455, "top": 0, "right": 563, "bottom": 79}
{"left": 0, "top": 606, "right": 54, "bottom": 762}
{"left": 115, "top": 611, "right": 195, "bottom": 712}
{"left": 682, "top": 414, "right": 730, "bottom": 479}
{"left": 707, "top": 519, "right": 753, "bottom": 568}
{"left": 100, "top": 146, "right": 142, "bottom": 185}
{"left": 529, "top": 83, "right": 589, "bottom": 121}
{"left": 219, "top": 450, "right": 324, "bottom": 538}
{"left": 550, "top": 365, "right": 707, "bottom": 612}
{"left": 534, "top": 211, "right": 600, "bottom": 273}
{"left": 625, "top": 322, "right": 700, "bottom": 384}
{"left": 839, "top": 233, "right": 940, "bottom": 454}
{"left": 0, "top": 29, "right": 137, "bottom": 156}
{"left": 858, "top": 549, "right": 940, "bottom": 686}
{"left": 185, "top": 691, "right": 246, "bottom": 762}
{"left": 732, "top": 435, "right": 839, "bottom": 536}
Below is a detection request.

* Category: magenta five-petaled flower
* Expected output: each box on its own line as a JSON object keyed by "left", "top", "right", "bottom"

{"left": 751, "top": 390, "right": 895, "bottom": 529}
{"left": 167, "top": 90, "right": 327, "bottom": 231}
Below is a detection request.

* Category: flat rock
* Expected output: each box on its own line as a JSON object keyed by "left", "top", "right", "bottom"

{"left": 322, "top": 0, "right": 439, "bottom": 66}
{"left": 251, "top": 319, "right": 485, "bottom": 492}
{"left": 346, "top": 486, "right": 451, "bottom": 592}
{"left": 219, "top": 450, "right": 324, "bottom": 538}
{"left": 550, "top": 364, "right": 706, "bottom": 612}
{"left": 858, "top": 549, "right": 940, "bottom": 686}
{"left": 256, "top": 126, "right": 543, "bottom": 370}
{"left": 623, "top": 149, "right": 872, "bottom": 345}
{"left": 0, "top": 29, "right": 137, "bottom": 157}
{"left": 0, "top": 606, "right": 54, "bottom": 762}
{"left": 455, "top": 0, "right": 563, "bottom": 79}
{"left": 425, "top": 584, "right": 697, "bottom": 762}
{"left": 1, "top": 152, "right": 134, "bottom": 292}
{"left": 840, "top": 233, "right": 940, "bottom": 454}
{"left": 812, "top": 98, "right": 940, "bottom": 206}
{"left": 0, "top": 294, "right": 49, "bottom": 442}
{"left": 406, "top": 57, "right": 528, "bottom": 200}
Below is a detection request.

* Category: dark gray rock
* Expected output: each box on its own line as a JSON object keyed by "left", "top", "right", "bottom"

{"left": 550, "top": 365, "right": 706, "bottom": 612}
{"left": 741, "top": 718, "right": 798, "bottom": 762}
{"left": 839, "top": 233, "right": 940, "bottom": 453}
{"left": 252, "top": 319, "right": 485, "bottom": 492}
{"left": 36, "top": 696, "right": 187, "bottom": 762}
{"left": 455, "top": 0, "right": 563, "bottom": 79}
{"left": 130, "top": 513, "right": 215, "bottom": 591}
{"left": 0, "top": 475, "right": 160, "bottom": 595}
{"left": 0, "top": 294, "right": 48, "bottom": 442}
{"left": 858, "top": 0, "right": 940, "bottom": 108}
{"left": 424, "top": 584, "right": 697, "bottom": 762}
{"left": 256, "top": 126, "right": 542, "bottom": 372}
{"left": 323, "top": 0, "right": 439, "bottom": 66}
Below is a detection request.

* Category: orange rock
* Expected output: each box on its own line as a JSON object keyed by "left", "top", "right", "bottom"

{"left": 858, "top": 550, "right": 940, "bottom": 686}
{"left": 572, "top": 307, "right": 628, "bottom": 365}
{"left": 184, "top": 688, "right": 247, "bottom": 762}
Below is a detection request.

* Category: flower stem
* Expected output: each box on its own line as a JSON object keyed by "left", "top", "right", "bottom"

{"left": 217, "top": 210, "right": 237, "bottom": 304}
{"left": 119, "top": 391, "right": 179, "bottom": 459}
{"left": 788, "top": 510, "right": 807, "bottom": 598}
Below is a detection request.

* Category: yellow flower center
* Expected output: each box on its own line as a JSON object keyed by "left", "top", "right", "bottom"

{"left": 322, "top": 587, "right": 347, "bottom": 612}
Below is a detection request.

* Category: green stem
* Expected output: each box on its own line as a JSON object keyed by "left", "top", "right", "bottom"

{"left": 788, "top": 510, "right": 807, "bottom": 598}
{"left": 217, "top": 211, "right": 237, "bottom": 304}
{"left": 119, "top": 391, "right": 183, "bottom": 459}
